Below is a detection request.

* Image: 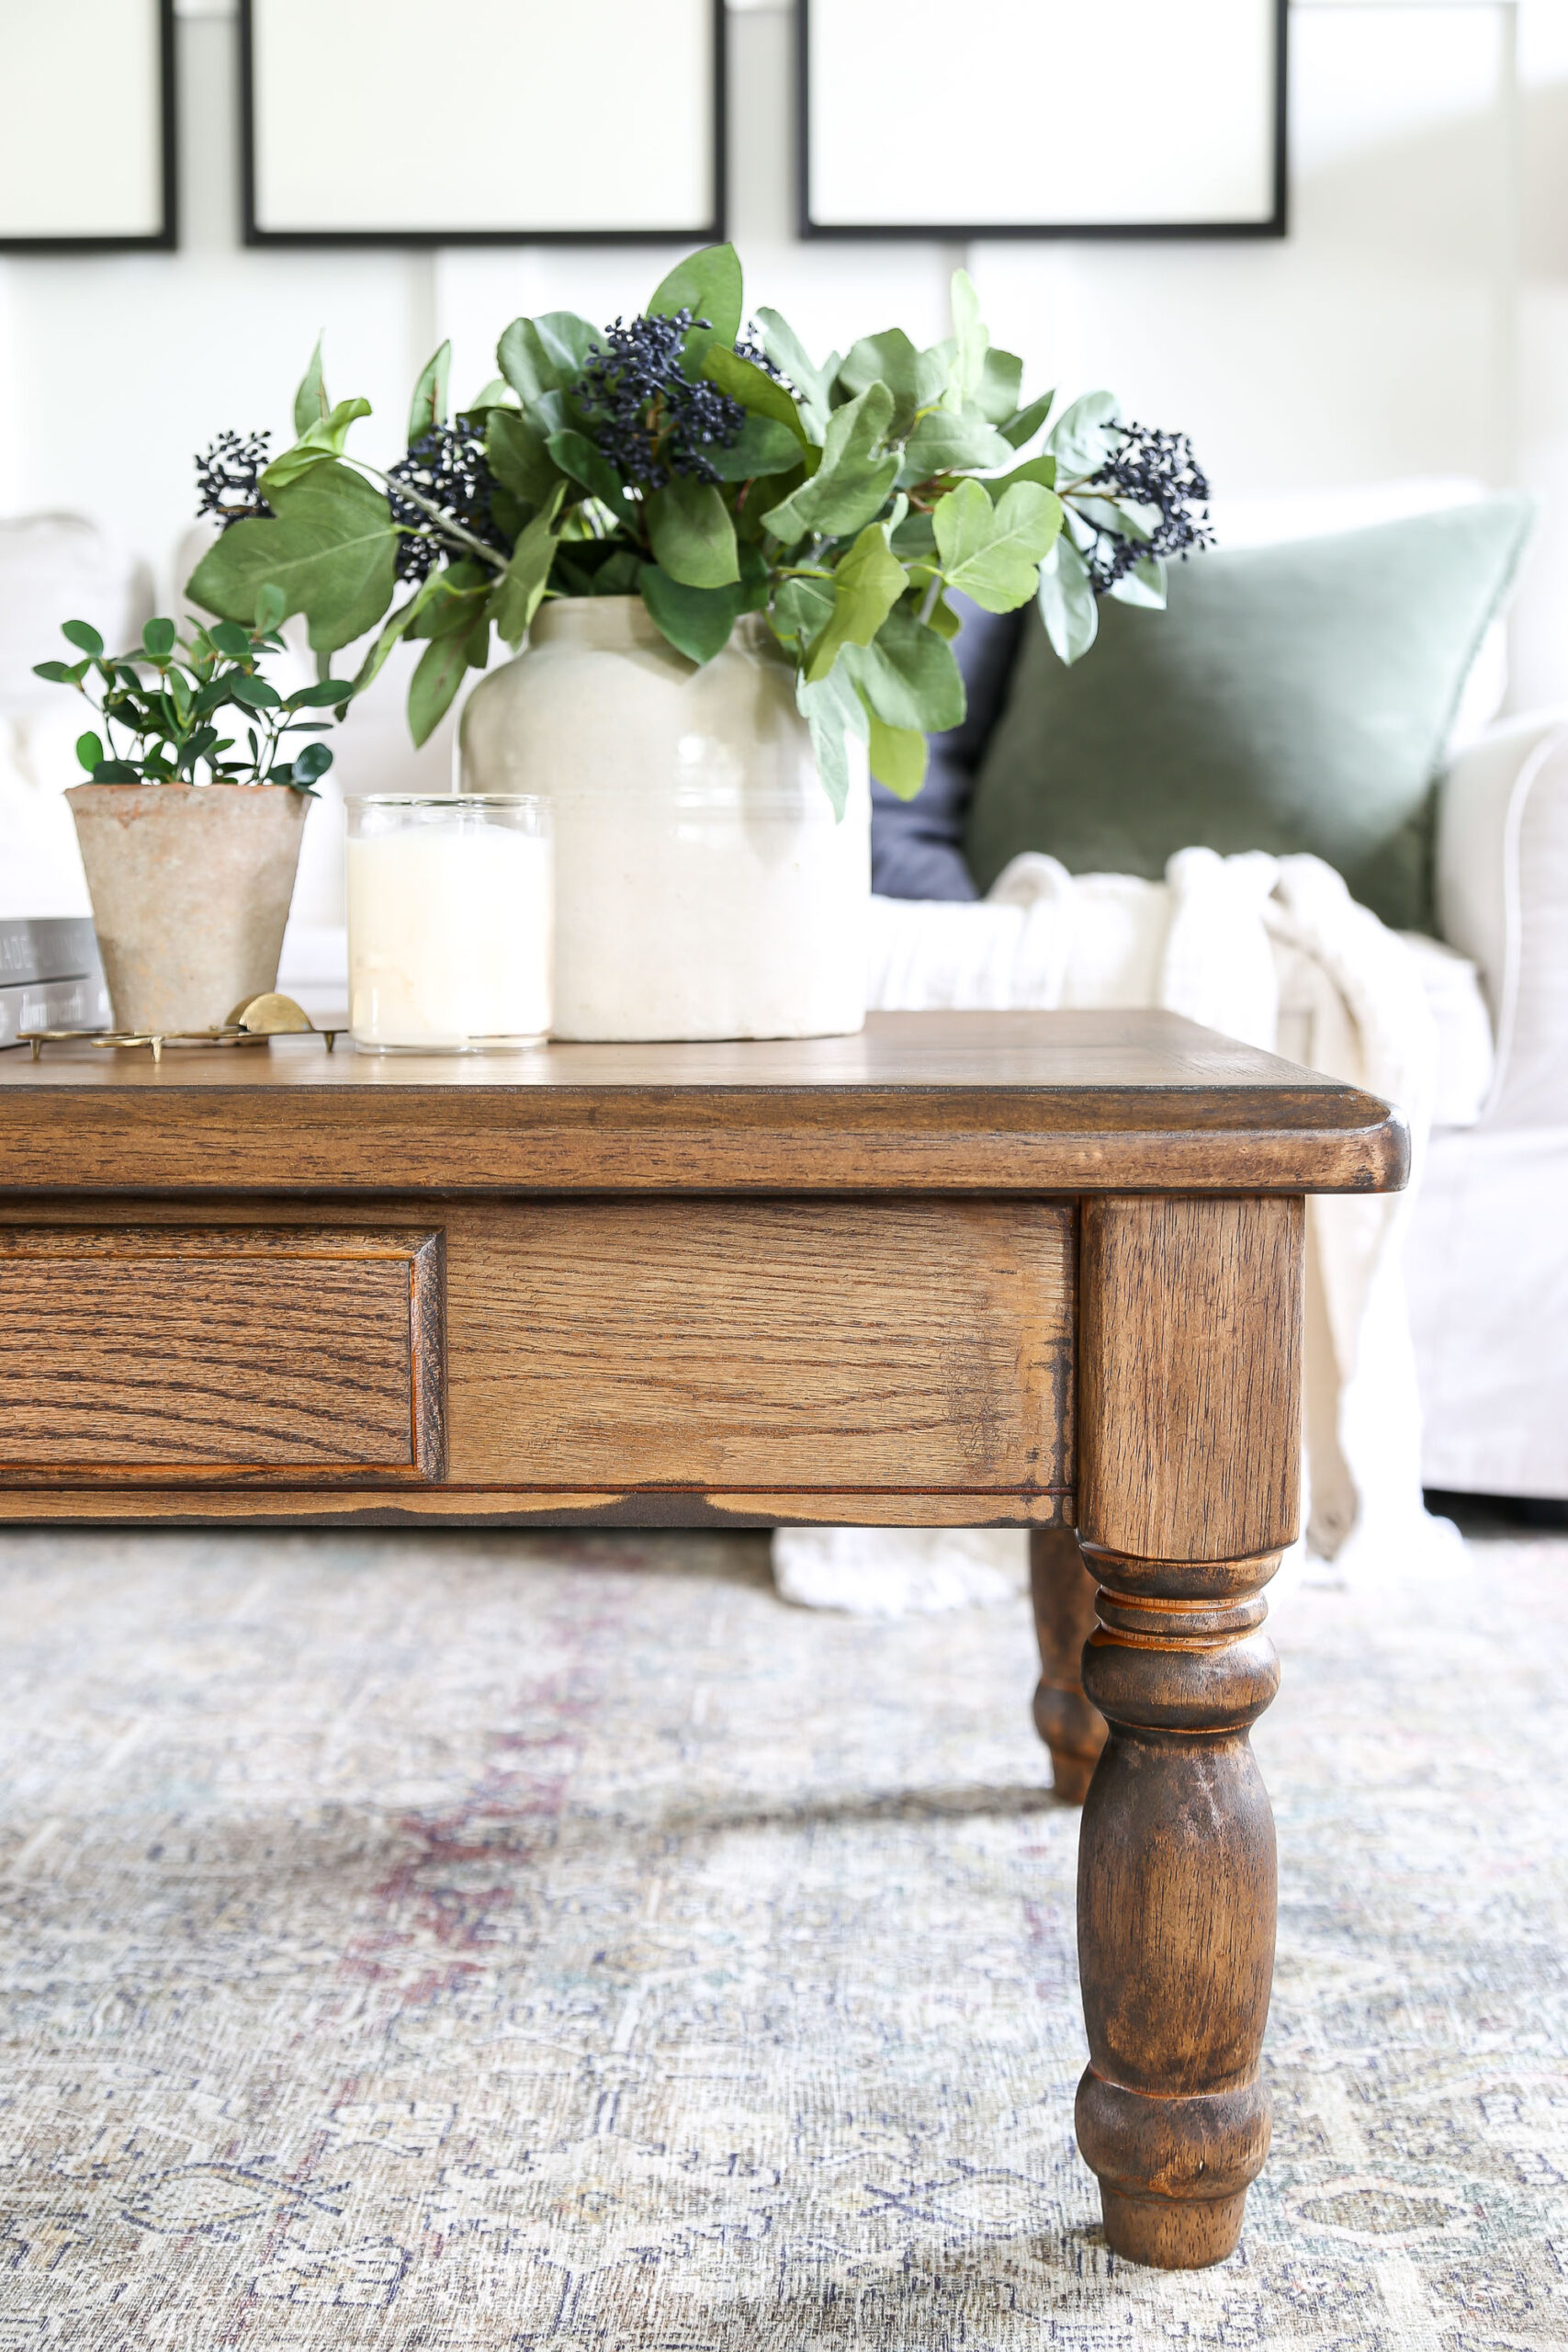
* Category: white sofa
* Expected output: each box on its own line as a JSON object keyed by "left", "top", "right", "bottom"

{"left": 2, "top": 509, "right": 1562, "bottom": 1502}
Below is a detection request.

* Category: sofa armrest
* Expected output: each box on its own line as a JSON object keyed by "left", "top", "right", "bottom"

{"left": 1437, "top": 710, "right": 1568, "bottom": 1126}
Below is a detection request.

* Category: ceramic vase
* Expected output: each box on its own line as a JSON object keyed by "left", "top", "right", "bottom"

{"left": 66, "top": 784, "right": 309, "bottom": 1034}
{"left": 458, "top": 597, "right": 870, "bottom": 1042}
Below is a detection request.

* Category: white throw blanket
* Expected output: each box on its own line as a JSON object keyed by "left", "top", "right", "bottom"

{"left": 773, "top": 849, "right": 1456, "bottom": 1614}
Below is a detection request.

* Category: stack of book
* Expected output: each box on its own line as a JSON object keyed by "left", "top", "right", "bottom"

{"left": 0, "top": 919, "right": 112, "bottom": 1045}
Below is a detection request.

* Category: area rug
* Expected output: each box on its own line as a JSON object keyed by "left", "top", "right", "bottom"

{"left": 0, "top": 1524, "right": 1564, "bottom": 2350}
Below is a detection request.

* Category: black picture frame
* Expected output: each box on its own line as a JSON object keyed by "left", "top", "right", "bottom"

{"left": 0, "top": 0, "right": 176, "bottom": 254}
{"left": 240, "top": 0, "right": 728, "bottom": 249}
{"left": 798, "top": 0, "right": 1288, "bottom": 242}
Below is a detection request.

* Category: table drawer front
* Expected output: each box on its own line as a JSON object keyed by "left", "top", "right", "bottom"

{"left": 449, "top": 1198, "right": 1074, "bottom": 1498}
{"left": 0, "top": 1228, "right": 444, "bottom": 1482}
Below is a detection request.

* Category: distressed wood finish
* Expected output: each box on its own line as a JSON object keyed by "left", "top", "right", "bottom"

{"left": 0, "top": 1226, "right": 445, "bottom": 1483}
{"left": 0, "top": 1015, "right": 1405, "bottom": 2273}
{"left": 0, "top": 1012, "right": 1408, "bottom": 1196}
{"left": 1074, "top": 1193, "right": 1302, "bottom": 2267}
{"left": 1029, "top": 1527, "right": 1108, "bottom": 1803}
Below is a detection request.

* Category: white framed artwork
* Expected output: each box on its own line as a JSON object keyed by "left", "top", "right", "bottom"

{"left": 243, "top": 0, "right": 727, "bottom": 244}
{"left": 802, "top": 0, "right": 1286, "bottom": 238}
{"left": 0, "top": 0, "right": 175, "bottom": 251}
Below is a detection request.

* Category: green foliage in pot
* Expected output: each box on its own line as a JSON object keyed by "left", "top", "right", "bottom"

{"left": 186, "top": 248, "right": 1210, "bottom": 813}
{"left": 34, "top": 590, "right": 354, "bottom": 793}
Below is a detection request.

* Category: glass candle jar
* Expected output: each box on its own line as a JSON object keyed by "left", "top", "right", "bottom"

{"left": 346, "top": 795, "right": 552, "bottom": 1053}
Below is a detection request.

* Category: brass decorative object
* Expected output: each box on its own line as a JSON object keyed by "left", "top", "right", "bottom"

{"left": 15, "top": 995, "right": 344, "bottom": 1061}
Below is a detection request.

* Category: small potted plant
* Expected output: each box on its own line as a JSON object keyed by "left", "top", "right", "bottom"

{"left": 186, "top": 248, "right": 1209, "bottom": 1042}
{"left": 35, "top": 596, "right": 351, "bottom": 1034}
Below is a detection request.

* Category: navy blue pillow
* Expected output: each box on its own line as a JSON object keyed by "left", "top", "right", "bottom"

{"left": 869, "top": 595, "right": 1025, "bottom": 900}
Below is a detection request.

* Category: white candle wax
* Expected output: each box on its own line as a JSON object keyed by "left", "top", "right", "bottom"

{"left": 347, "top": 821, "right": 552, "bottom": 1050}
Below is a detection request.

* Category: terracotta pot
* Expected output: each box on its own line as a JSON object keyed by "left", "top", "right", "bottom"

{"left": 67, "top": 785, "right": 309, "bottom": 1034}
{"left": 458, "top": 596, "right": 869, "bottom": 1041}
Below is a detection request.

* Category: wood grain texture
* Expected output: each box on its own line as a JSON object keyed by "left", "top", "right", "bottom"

{"left": 1078, "top": 1194, "right": 1304, "bottom": 1565}
{"left": 0, "top": 1486, "right": 1071, "bottom": 1529}
{"left": 1029, "top": 1527, "right": 1108, "bottom": 1803}
{"left": 0, "top": 1012, "right": 1409, "bottom": 1196}
{"left": 1070, "top": 1193, "right": 1297, "bottom": 2268}
{"left": 444, "top": 1199, "right": 1073, "bottom": 1496}
{"left": 0, "top": 1227, "right": 444, "bottom": 1482}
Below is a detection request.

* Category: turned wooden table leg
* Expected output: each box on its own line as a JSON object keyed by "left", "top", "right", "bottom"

{"left": 1029, "top": 1527, "right": 1106, "bottom": 1802}
{"left": 1072, "top": 1193, "right": 1303, "bottom": 2269}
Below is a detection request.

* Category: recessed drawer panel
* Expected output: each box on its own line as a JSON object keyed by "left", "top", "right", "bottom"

{"left": 0, "top": 1228, "right": 444, "bottom": 1483}
{"left": 447, "top": 1198, "right": 1074, "bottom": 1497}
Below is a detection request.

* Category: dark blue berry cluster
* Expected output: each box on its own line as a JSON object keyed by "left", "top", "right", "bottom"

{"left": 1083, "top": 424, "right": 1213, "bottom": 594}
{"left": 580, "top": 310, "right": 748, "bottom": 489}
{"left": 196, "top": 431, "right": 274, "bottom": 531}
{"left": 387, "top": 426, "right": 506, "bottom": 582}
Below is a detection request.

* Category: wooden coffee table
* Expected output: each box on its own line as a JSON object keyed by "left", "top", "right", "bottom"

{"left": 0, "top": 1010, "right": 1404, "bottom": 2268}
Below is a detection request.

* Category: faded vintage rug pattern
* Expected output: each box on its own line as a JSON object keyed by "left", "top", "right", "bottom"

{"left": 0, "top": 1527, "right": 1564, "bottom": 2349}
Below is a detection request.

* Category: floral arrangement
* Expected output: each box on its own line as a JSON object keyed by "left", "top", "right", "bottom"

{"left": 33, "top": 598, "right": 351, "bottom": 791}
{"left": 186, "top": 245, "right": 1209, "bottom": 812}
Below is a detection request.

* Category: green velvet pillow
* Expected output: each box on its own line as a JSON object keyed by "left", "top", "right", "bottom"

{"left": 964, "top": 496, "right": 1535, "bottom": 932}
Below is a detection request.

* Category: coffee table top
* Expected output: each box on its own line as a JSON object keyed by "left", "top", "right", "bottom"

{"left": 0, "top": 1009, "right": 1405, "bottom": 1195}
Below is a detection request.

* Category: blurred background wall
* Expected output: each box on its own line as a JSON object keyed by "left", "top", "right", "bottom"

{"left": 0, "top": 0, "right": 1563, "bottom": 707}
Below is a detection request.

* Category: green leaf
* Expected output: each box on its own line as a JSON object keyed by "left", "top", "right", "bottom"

{"left": 286, "top": 677, "right": 356, "bottom": 708}
{"left": 408, "top": 561, "right": 491, "bottom": 639}
{"left": 93, "top": 760, "right": 140, "bottom": 783}
{"left": 863, "top": 708, "right": 928, "bottom": 799}
{"left": 1000, "top": 390, "right": 1055, "bottom": 450}
{"left": 975, "top": 348, "right": 1025, "bottom": 427}
{"left": 497, "top": 311, "right": 601, "bottom": 403}
{"left": 761, "top": 383, "right": 899, "bottom": 543}
{"left": 899, "top": 406, "right": 1016, "bottom": 483}
{"left": 229, "top": 673, "right": 282, "bottom": 710}
{"left": 752, "top": 308, "right": 833, "bottom": 437}
{"left": 1037, "top": 536, "right": 1100, "bottom": 663}
{"left": 546, "top": 429, "right": 632, "bottom": 522}
{"left": 703, "top": 345, "right": 808, "bottom": 445}
{"left": 772, "top": 572, "right": 835, "bottom": 650}
{"left": 943, "top": 270, "right": 989, "bottom": 413}
{"left": 795, "top": 664, "right": 868, "bottom": 821}
{"left": 33, "top": 659, "right": 80, "bottom": 684}
{"left": 705, "top": 412, "right": 805, "bottom": 481}
{"left": 75, "top": 730, "right": 104, "bottom": 774}
{"left": 408, "top": 616, "right": 488, "bottom": 747}
{"left": 487, "top": 407, "right": 561, "bottom": 505}
{"left": 889, "top": 509, "right": 936, "bottom": 561}
{"left": 489, "top": 484, "right": 566, "bottom": 646}
{"left": 466, "top": 376, "right": 517, "bottom": 413}
{"left": 408, "top": 340, "right": 452, "bottom": 443}
{"left": 839, "top": 608, "right": 964, "bottom": 733}
{"left": 646, "top": 479, "right": 739, "bottom": 590}
{"left": 208, "top": 620, "right": 252, "bottom": 661}
{"left": 62, "top": 619, "right": 104, "bottom": 657}
{"left": 1108, "top": 552, "right": 1168, "bottom": 610}
{"left": 836, "top": 331, "right": 947, "bottom": 431}
{"left": 294, "top": 336, "right": 329, "bottom": 437}
{"left": 638, "top": 564, "right": 744, "bottom": 664}
{"left": 291, "top": 740, "right": 333, "bottom": 786}
{"left": 254, "top": 582, "right": 287, "bottom": 633}
{"left": 1046, "top": 390, "right": 1119, "bottom": 480}
{"left": 348, "top": 577, "right": 443, "bottom": 696}
{"left": 933, "top": 477, "right": 1064, "bottom": 613}
{"left": 987, "top": 454, "right": 1057, "bottom": 501}
{"left": 141, "top": 616, "right": 176, "bottom": 661}
{"left": 260, "top": 397, "right": 374, "bottom": 494}
{"left": 186, "top": 462, "right": 399, "bottom": 655}
{"left": 647, "top": 243, "right": 744, "bottom": 369}
{"left": 804, "top": 523, "right": 908, "bottom": 684}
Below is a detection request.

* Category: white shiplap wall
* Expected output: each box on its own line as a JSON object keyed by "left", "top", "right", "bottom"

{"left": 1, "top": 0, "right": 1562, "bottom": 708}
